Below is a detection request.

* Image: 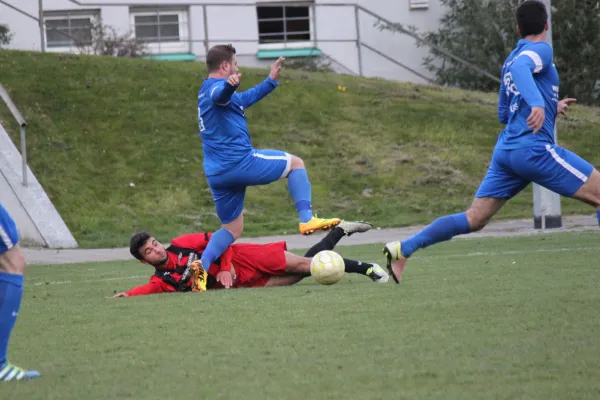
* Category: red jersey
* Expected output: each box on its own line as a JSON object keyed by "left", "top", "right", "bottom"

{"left": 125, "top": 233, "right": 232, "bottom": 296}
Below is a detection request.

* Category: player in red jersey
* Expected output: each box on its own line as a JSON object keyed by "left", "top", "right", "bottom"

{"left": 111, "top": 220, "right": 389, "bottom": 297}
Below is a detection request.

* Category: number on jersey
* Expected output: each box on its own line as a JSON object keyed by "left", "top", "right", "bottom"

{"left": 198, "top": 106, "right": 206, "bottom": 132}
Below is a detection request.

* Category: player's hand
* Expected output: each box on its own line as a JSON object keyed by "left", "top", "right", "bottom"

{"left": 227, "top": 73, "right": 241, "bottom": 87}
{"left": 109, "top": 292, "right": 128, "bottom": 298}
{"left": 527, "top": 106, "right": 545, "bottom": 134}
{"left": 558, "top": 97, "right": 576, "bottom": 117}
{"left": 216, "top": 270, "right": 233, "bottom": 289}
{"left": 269, "top": 57, "right": 285, "bottom": 81}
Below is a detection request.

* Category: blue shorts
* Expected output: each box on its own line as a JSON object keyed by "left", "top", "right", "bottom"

{"left": 476, "top": 144, "right": 594, "bottom": 199}
{"left": 0, "top": 203, "right": 19, "bottom": 254}
{"left": 207, "top": 149, "right": 292, "bottom": 224}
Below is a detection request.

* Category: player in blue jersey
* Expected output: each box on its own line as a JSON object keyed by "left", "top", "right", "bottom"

{"left": 383, "top": 0, "right": 600, "bottom": 283}
{"left": 197, "top": 44, "right": 342, "bottom": 287}
{"left": 0, "top": 203, "right": 39, "bottom": 381}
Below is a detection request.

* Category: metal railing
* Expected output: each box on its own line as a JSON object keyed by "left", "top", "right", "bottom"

{"left": 0, "top": 85, "right": 28, "bottom": 187}
{"left": 57, "top": 0, "right": 499, "bottom": 84}
{"left": 2, "top": 0, "right": 500, "bottom": 83}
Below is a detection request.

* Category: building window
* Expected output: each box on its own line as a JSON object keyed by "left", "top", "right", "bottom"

{"left": 44, "top": 10, "right": 98, "bottom": 49}
{"left": 257, "top": 4, "right": 312, "bottom": 44}
{"left": 409, "top": 0, "right": 429, "bottom": 10}
{"left": 130, "top": 7, "right": 189, "bottom": 45}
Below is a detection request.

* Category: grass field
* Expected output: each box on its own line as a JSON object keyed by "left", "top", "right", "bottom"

{"left": 0, "top": 50, "right": 599, "bottom": 248}
{"left": 2, "top": 231, "right": 599, "bottom": 399}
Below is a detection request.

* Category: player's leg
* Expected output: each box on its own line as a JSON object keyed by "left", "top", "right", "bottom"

{"left": 286, "top": 154, "right": 342, "bottom": 235}
{"left": 264, "top": 274, "right": 305, "bottom": 287}
{"left": 199, "top": 184, "right": 245, "bottom": 274}
{"left": 285, "top": 251, "right": 388, "bottom": 283}
{"left": 301, "top": 220, "right": 386, "bottom": 282}
{"left": 383, "top": 148, "right": 528, "bottom": 283}
{"left": 245, "top": 149, "right": 341, "bottom": 235}
{"left": 0, "top": 204, "right": 39, "bottom": 381}
{"left": 573, "top": 169, "right": 600, "bottom": 226}
{"left": 303, "top": 220, "right": 373, "bottom": 258}
{"left": 515, "top": 145, "right": 599, "bottom": 225}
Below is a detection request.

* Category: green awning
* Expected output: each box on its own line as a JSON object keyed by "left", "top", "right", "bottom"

{"left": 142, "top": 53, "right": 197, "bottom": 61}
{"left": 256, "top": 48, "right": 322, "bottom": 59}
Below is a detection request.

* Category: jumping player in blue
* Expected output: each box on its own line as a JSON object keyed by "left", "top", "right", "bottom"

{"left": 383, "top": 0, "right": 600, "bottom": 283}
{"left": 0, "top": 203, "right": 39, "bottom": 381}
{"left": 197, "top": 44, "right": 341, "bottom": 288}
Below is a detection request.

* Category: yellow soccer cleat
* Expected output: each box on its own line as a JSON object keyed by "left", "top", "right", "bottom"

{"left": 189, "top": 260, "right": 209, "bottom": 292}
{"left": 299, "top": 216, "right": 341, "bottom": 236}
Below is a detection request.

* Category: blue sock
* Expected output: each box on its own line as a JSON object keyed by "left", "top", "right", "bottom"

{"left": 401, "top": 213, "right": 471, "bottom": 258}
{"left": 597, "top": 210, "right": 600, "bottom": 227}
{"left": 287, "top": 169, "right": 313, "bottom": 223}
{"left": 200, "top": 229, "right": 235, "bottom": 273}
{"left": 0, "top": 272, "right": 24, "bottom": 365}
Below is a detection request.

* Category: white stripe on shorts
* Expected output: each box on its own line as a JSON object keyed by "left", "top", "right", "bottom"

{"left": 546, "top": 144, "right": 588, "bottom": 183}
{"left": 252, "top": 152, "right": 292, "bottom": 179}
{"left": 0, "top": 224, "right": 14, "bottom": 250}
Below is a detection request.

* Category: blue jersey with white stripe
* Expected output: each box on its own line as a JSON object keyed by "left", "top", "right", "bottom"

{"left": 197, "top": 76, "right": 279, "bottom": 176}
{"left": 496, "top": 39, "right": 559, "bottom": 150}
{"left": 0, "top": 202, "right": 19, "bottom": 254}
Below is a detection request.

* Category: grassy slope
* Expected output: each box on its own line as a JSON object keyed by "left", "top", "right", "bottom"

{"left": 0, "top": 50, "right": 598, "bottom": 248}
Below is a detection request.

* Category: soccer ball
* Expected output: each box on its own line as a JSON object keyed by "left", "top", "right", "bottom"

{"left": 310, "top": 250, "right": 345, "bottom": 285}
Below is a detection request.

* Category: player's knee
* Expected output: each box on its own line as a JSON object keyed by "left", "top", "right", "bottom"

{"left": 592, "top": 178, "right": 600, "bottom": 210}
{"left": 290, "top": 155, "right": 305, "bottom": 171}
{"left": 223, "top": 213, "right": 244, "bottom": 239}
{"left": 285, "top": 256, "right": 311, "bottom": 274}
{"left": 228, "top": 225, "right": 243, "bottom": 240}
{"left": 223, "top": 223, "right": 243, "bottom": 240}
{"left": 299, "top": 257, "right": 311, "bottom": 274}
{"left": 573, "top": 170, "right": 600, "bottom": 208}
{"left": 465, "top": 208, "right": 489, "bottom": 232}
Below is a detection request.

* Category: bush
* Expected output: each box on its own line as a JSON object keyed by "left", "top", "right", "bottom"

{"left": 76, "top": 22, "right": 147, "bottom": 58}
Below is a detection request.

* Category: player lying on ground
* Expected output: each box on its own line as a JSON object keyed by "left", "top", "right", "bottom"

{"left": 196, "top": 44, "right": 342, "bottom": 289}
{"left": 0, "top": 203, "right": 40, "bottom": 381}
{"left": 111, "top": 221, "right": 388, "bottom": 297}
{"left": 383, "top": 0, "right": 600, "bottom": 283}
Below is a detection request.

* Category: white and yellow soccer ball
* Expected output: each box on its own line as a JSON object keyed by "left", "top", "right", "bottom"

{"left": 310, "top": 250, "right": 345, "bottom": 285}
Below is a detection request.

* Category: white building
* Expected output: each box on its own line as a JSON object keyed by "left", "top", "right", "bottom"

{"left": 0, "top": 0, "right": 446, "bottom": 84}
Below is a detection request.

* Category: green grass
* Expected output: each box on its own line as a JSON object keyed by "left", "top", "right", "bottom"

{"left": 2, "top": 231, "right": 600, "bottom": 399}
{"left": 0, "top": 50, "right": 599, "bottom": 247}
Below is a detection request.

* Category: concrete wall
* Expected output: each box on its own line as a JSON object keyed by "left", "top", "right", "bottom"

{"left": 0, "top": 169, "right": 45, "bottom": 248}
{"left": 0, "top": 123, "right": 78, "bottom": 249}
{"left": 0, "top": 1, "right": 42, "bottom": 51}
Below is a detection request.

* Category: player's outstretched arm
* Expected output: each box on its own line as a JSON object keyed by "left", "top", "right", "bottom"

{"left": 109, "top": 277, "right": 175, "bottom": 297}
{"left": 210, "top": 74, "right": 241, "bottom": 106}
{"left": 237, "top": 57, "right": 285, "bottom": 109}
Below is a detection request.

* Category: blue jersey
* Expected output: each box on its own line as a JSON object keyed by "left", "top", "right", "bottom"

{"left": 197, "top": 76, "right": 279, "bottom": 176}
{"left": 0, "top": 202, "right": 19, "bottom": 254}
{"left": 496, "top": 39, "right": 559, "bottom": 150}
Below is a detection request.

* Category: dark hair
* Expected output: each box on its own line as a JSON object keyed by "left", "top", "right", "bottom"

{"left": 130, "top": 231, "right": 151, "bottom": 260}
{"left": 516, "top": 1, "right": 548, "bottom": 38}
{"left": 206, "top": 44, "right": 236, "bottom": 72}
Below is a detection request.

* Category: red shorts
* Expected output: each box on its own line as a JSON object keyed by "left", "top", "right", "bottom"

{"left": 230, "top": 242, "right": 288, "bottom": 288}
